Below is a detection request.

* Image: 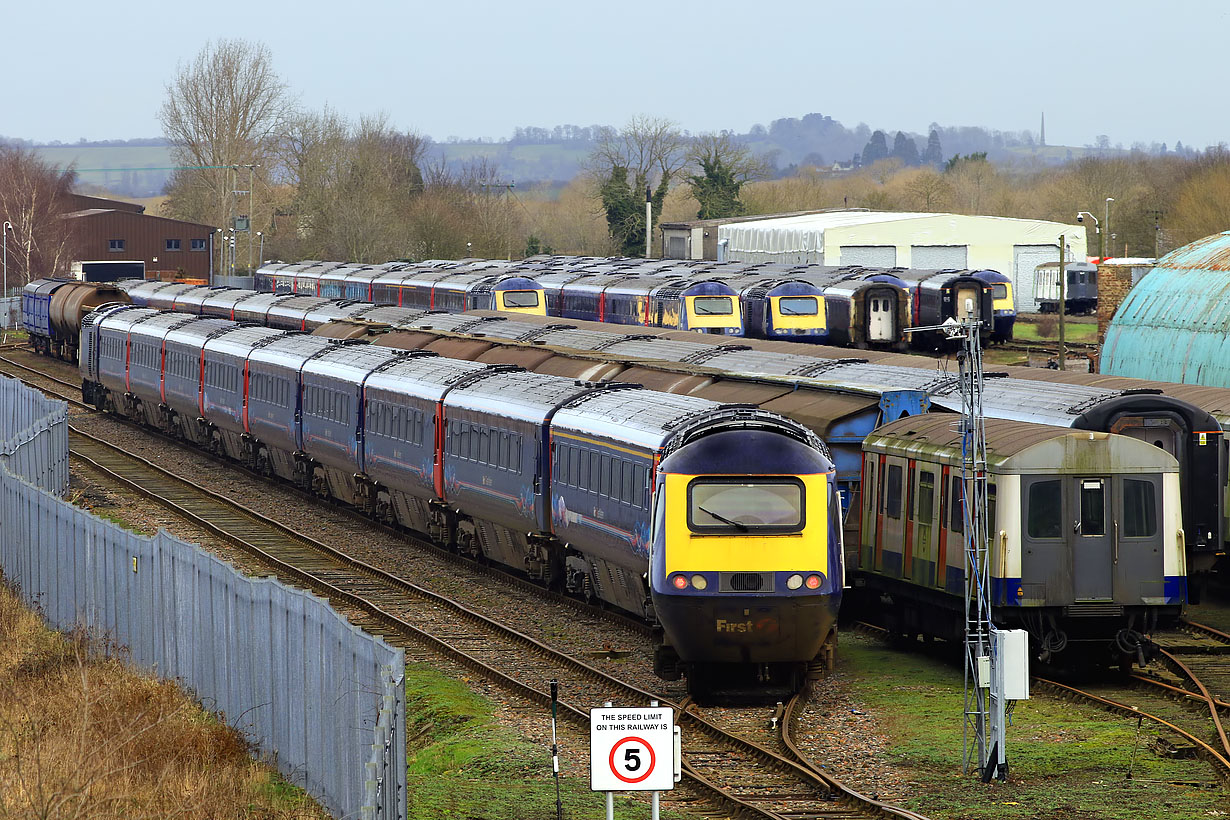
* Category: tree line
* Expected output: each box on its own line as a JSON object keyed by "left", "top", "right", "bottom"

{"left": 2, "top": 38, "right": 1228, "bottom": 290}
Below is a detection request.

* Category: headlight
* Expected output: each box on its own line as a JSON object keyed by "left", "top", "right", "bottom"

{"left": 671, "top": 574, "right": 688, "bottom": 590}
{"left": 786, "top": 574, "right": 803, "bottom": 590}
{"left": 805, "top": 574, "right": 822, "bottom": 590}
{"left": 691, "top": 574, "right": 708, "bottom": 591}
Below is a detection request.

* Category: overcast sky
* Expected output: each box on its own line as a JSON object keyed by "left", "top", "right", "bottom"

{"left": 4, "top": 0, "right": 1225, "bottom": 148}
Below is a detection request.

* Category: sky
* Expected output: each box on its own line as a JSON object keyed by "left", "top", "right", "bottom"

{"left": 3, "top": 0, "right": 1227, "bottom": 149}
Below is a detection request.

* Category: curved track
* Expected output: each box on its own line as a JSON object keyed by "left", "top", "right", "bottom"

{"left": 2, "top": 348, "right": 933, "bottom": 820}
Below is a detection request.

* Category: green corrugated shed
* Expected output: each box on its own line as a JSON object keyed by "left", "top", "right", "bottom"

{"left": 1101, "top": 231, "right": 1230, "bottom": 384}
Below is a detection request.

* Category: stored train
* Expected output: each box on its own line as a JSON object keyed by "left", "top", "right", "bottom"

{"left": 74, "top": 301, "right": 842, "bottom": 697}
{"left": 972, "top": 270, "right": 1016, "bottom": 342}
{"left": 29, "top": 276, "right": 1222, "bottom": 668}
{"left": 859, "top": 415, "right": 1184, "bottom": 666}
{"left": 1034, "top": 261, "right": 1098, "bottom": 314}
{"left": 103, "top": 277, "right": 1230, "bottom": 588}
{"left": 21, "top": 279, "right": 129, "bottom": 361}
{"left": 252, "top": 256, "right": 1017, "bottom": 349}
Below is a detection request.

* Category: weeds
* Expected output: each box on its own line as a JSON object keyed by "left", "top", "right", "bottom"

{"left": 0, "top": 579, "right": 327, "bottom": 819}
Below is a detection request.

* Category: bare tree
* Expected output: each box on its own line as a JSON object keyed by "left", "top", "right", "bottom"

{"left": 0, "top": 146, "right": 79, "bottom": 289}
{"left": 271, "top": 110, "right": 432, "bottom": 263}
{"left": 159, "top": 39, "right": 292, "bottom": 270}
{"left": 589, "top": 116, "right": 687, "bottom": 255}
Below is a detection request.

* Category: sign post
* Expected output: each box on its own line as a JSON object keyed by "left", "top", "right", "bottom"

{"left": 591, "top": 701, "right": 677, "bottom": 818}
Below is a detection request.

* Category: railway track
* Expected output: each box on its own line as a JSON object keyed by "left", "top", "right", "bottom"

{"left": 4, "top": 347, "right": 932, "bottom": 820}
{"left": 851, "top": 620, "right": 1230, "bottom": 787}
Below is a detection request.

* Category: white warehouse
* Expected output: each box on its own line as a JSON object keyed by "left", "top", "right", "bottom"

{"left": 661, "top": 210, "right": 1087, "bottom": 312}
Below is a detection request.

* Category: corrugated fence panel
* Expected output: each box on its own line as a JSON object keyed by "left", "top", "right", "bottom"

{"left": 0, "top": 375, "right": 69, "bottom": 495}
{"left": 0, "top": 376, "right": 405, "bottom": 819}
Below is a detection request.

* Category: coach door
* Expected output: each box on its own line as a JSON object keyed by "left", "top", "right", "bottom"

{"left": 1111, "top": 474, "right": 1165, "bottom": 602}
{"left": 1072, "top": 477, "right": 1114, "bottom": 601}
{"left": 954, "top": 284, "right": 981, "bottom": 321}
{"left": 866, "top": 289, "right": 896, "bottom": 342}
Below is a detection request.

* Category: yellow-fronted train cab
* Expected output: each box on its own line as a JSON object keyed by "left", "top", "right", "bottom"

{"left": 650, "top": 420, "right": 841, "bottom": 697}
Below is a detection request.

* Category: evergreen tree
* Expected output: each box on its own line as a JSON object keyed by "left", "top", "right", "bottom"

{"left": 891, "top": 131, "right": 920, "bottom": 166}
{"left": 921, "top": 129, "right": 944, "bottom": 166}
{"left": 861, "top": 130, "right": 889, "bottom": 165}
{"left": 599, "top": 165, "right": 669, "bottom": 256}
{"left": 688, "top": 154, "right": 747, "bottom": 219}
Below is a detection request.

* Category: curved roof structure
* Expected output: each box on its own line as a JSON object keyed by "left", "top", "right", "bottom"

{"left": 1101, "top": 231, "right": 1230, "bottom": 385}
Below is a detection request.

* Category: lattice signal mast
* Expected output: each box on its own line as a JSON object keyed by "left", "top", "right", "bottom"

{"left": 952, "top": 312, "right": 1005, "bottom": 779}
{"left": 906, "top": 309, "right": 1006, "bottom": 781}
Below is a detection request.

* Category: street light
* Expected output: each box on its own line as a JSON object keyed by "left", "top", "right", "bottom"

{"left": 2, "top": 221, "right": 11, "bottom": 330}
{"left": 1075, "top": 211, "right": 1100, "bottom": 259}
{"left": 256, "top": 231, "right": 264, "bottom": 267}
{"left": 215, "top": 228, "right": 224, "bottom": 283}
{"left": 1105, "top": 198, "right": 1115, "bottom": 260}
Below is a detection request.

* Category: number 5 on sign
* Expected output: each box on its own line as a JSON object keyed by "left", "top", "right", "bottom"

{"left": 590, "top": 706, "right": 677, "bottom": 792}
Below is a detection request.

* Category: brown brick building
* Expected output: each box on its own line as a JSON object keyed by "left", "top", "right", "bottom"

{"left": 62, "top": 195, "right": 216, "bottom": 280}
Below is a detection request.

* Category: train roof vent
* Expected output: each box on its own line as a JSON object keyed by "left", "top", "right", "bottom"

{"left": 1122, "top": 388, "right": 1164, "bottom": 395}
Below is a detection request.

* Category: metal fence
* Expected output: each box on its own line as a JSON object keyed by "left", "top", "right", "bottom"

{"left": 1, "top": 295, "right": 16, "bottom": 331}
{"left": 0, "top": 375, "right": 69, "bottom": 494}
{"left": 0, "top": 376, "right": 405, "bottom": 819}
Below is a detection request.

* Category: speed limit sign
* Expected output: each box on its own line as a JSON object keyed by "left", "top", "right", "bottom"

{"left": 590, "top": 706, "right": 676, "bottom": 791}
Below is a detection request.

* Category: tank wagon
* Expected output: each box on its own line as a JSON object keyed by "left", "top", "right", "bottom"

{"left": 859, "top": 414, "right": 1184, "bottom": 666}
{"left": 21, "top": 279, "right": 131, "bottom": 361}
{"left": 77, "top": 303, "right": 841, "bottom": 697}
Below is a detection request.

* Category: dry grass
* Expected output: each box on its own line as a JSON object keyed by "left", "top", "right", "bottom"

{"left": 0, "top": 580, "right": 327, "bottom": 819}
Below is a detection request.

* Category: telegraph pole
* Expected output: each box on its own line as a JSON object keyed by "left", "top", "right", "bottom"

{"left": 1057, "top": 235, "right": 1066, "bottom": 371}
{"left": 645, "top": 185, "right": 653, "bottom": 258}
{"left": 478, "top": 180, "right": 515, "bottom": 260}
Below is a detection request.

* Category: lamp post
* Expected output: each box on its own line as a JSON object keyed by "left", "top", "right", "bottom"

{"left": 1104, "top": 198, "right": 1115, "bottom": 260}
{"left": 2, "top": 221, "right": 11, "bottom": 330}
{"left": 256, "top": 232, "right": 264, "bottom": 268}
{"left": 1076, "top": 211, "right": 1099, "bottom": 259}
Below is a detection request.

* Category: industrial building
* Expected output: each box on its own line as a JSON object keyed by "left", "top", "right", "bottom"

{"left": 660, "top": 210, "right": 1087, "bottom": 312}
{"left": 1101, "top": 231, "right": 1230, "bottom": 385}
{"left": 61, "top": 194, "right": 216, "bottom": 280}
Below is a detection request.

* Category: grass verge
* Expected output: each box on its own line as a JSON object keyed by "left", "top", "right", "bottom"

{"left": 1012, "top": 320, "right": 1097, "bottom": 344}
{"left": 0, "top": 577, "right": 326, "bottom": 818}
{"left": 840, "top": 634, "right": 1227, "bottom": 819}
{"left": 403, "top": 663, "right": 697, "bottom": 820}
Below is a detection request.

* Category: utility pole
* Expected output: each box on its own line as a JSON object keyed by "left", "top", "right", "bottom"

{"left": 1057, "top": 235, "right": 1066, "bottom": 371}
{"left": 1104, "top": 198, "right": 1114, "bottom": 261}
{"left": 1147, "top": 209, "right": 1165, "bottom": 259}
{"left": 645, "top": 185, "right": 653, "bottom": 258}
{"left": 478, "top": 180, "right": 515, "bottom": 260}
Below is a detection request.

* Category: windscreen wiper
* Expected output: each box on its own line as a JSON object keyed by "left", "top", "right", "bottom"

{"left": 698, "top": 505, "right": 748, "bottom": 531}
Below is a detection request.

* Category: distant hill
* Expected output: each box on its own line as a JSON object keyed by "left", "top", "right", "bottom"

{"left": 20, "top": 113, "right": 1163, "bottom": 199}
{"left": 34, "top": 144, "right": 175, "bottom": 197}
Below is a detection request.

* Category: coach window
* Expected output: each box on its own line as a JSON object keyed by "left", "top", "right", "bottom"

{"left": 949, "top": 476, "right": 964, "bottom": 533}
{"left": 1122, "top": 479, "right": 1157, "bottom": 537}
{"left": 917, "top": 472, "right": 935, "bottom": 522}
{"left": 570, "top": 446, "right": 580, "bottom": 487}
{"left": 1079, "top": 479, "right": 1105, "bottom": 537}
{"left": 886, "top": 464, "right": 902, "bottom": 519}
{"left": 623, "top": 460, "right": 635, "bottom": 504}
{"left": 987, "top": 484, "right": 998, "bottom": 534}
{"left": 1027, "top": 480, "right": 1062, "bottom": 539}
